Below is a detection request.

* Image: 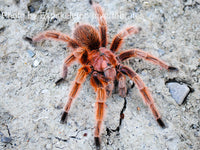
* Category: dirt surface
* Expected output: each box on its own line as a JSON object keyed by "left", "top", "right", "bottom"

{"left": 0, "top": 0, "right": 200, "bottom": 150}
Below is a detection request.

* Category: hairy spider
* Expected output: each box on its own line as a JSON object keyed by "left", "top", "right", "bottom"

{"left": 33, "top": 0, "right": 178, "bottom": 149}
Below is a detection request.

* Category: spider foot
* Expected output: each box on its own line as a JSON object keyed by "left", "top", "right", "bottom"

{"left": 94, "top": 137, "right": 101, "bottom": 150}
{"left": 168, "top": 66, "right": 179, "bottom": 72}
{"left": 60, "top": 111, "right": 68, "bottom": 124}
{"left": 55, "top": 78, "right": 65, "bottom": 86}
{"left": 157, "top": 118, "right": 166, "bottom": 128}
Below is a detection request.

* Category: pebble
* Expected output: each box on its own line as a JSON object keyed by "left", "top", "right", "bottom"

{"left": 0, "top": 132, "right": 3, "bottom": 136}
{"left": 157, "top": 49, "right": 165, "bottom": 56}
{"left": 148, "top": 122, "right": 152, "bottom": 127}
{"left": 40, "top": 89, "right": 49, "bottom": 94}
{"left": 166, "top": 82, "right": 190, "bottom": 105}
{"left": 141, "top": 70, "right": 147, "bottom": 76}
{"left": 1, "top": 136, "right": 12, "bottom": 143}
{"left": 129, "top": 80, "right": 133, "bottom": 85}
{"left": 27, "top": 50, "right": 35, "bottom": 58}
{"left": 194, "top": 132, "right": 199, "bottom": 137}
{"left": 33, "top": 59, "right": 41, "bottom": 67}
{"left": 45, "top": 143, "right": 52, "bottom": 149}
{"left": 28, "top": 5, "right": 35, "bottom": 13}
{"left": 134, "top": 6, "right": 140, "bottom": 12}
{"left": 0, "top": 26, "right": 6, "bottom": 34}
{"left": 0, "top": 131, "right": 3, "bottom": 136}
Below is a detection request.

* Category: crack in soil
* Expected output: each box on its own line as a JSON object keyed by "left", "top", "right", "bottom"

{"left": 106, "top": 97, "right": 127, "bottom": 137}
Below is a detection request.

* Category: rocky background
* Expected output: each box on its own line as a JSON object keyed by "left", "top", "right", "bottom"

{"left": 0, "top": 0, "right": 199, "bottom": 150}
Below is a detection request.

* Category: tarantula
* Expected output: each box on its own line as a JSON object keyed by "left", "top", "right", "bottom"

{"left": 33, "top": 0, "right": 177, "bottom": 149}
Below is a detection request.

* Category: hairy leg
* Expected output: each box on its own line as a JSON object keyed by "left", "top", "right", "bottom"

{"left": 90, "top": 0, "right": 107, "bottom": 47}
{"left": 119, "top": 64, "right": 165, "bottom": 128}
{"left": 90, "top": 72, "right": 107, "bottom": 150}
{"left": 56, "top": 48, "right": 87, "bottom": 85}
{"left": 110, "top": 26, "right": 141, "bottom": 53}
{"left": 104, "top": 66, "right": 116, "bottom": 97}
{"left": 33, "top": 30, "right": 80, "bottom": 49}
{"left": 55, "top": 54, "right": 76, "bottom": 85}
{"left": 60, "top": 65, "right": 91, "bottom": 123}
{"left": 118, "top": 49, "right": 178, "bottom": 71}
{"left": 116, "top": 71, "right": 127, "bottom": 97}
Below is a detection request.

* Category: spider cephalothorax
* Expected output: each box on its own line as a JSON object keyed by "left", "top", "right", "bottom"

{"left": 33, "top": 0, "right": 178, "bottom": 149}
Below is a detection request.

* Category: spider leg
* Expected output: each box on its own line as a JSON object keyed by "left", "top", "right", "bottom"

{"left": 110, "top": 26, "right": 141, "bottom": 53}
{"left": 56, "top": 48, "right": 87, "bottom": 85}
{"left": 55, "top": 54, "right": 76, "bottom": 85}
{"left": 33, "top": 30, "right": 79, "bottom": 49}
{"left": 90, "top": 72, "right": 107, "bottom": 150}
{"left": 91, "top": 72, "right": 111, "bottom": 90}
{"left": 60, "top": 65, "right": 91, "bottom": 123}
{"left": 104, "top": 66, "right": 116, "bottom": 97}
{"left": 90, "top": 0, "right": 107, "bottom": 47}
{"left": 116, "top": 71, "right": 127, "bottom": 97}
{"left": 119, "top": 64, "right": 165, "bottom": 128}
{"left": 118, "top": 49, "right": 178, "bottom": 71}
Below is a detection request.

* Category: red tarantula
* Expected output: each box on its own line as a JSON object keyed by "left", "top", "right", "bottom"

{"left": 33, "top": 0, "right": 178, "bottom": 149}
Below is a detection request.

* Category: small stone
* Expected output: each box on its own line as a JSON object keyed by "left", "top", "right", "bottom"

{"left": 27, "top": 50, "right": 35, "bottom": 58}
{"left": 137, "top": 107, "right": 140, "bottom": 111}
{"left": 134, "top": 6, "right": 140, "bottom": 12}
{"left": 28, "top": 5, "right": 35, "bottom": 13}
{"left": 129, "top": 80, "right": 133, "bottom": 85}
{"left": 40, "top": 89, "right": 48, "bottom": 94}
{"left": 45, "top": 143, "right": 52, "bottom": 149}
{"left": 167, "top": 82, "right": 190, "bottom": 105}
{"left": 83, "top": 133, "right": 87, "bottom": 137}
{"left": 190, "top": 124, "right": 197, "bottom": 129}
{"left": 194, "top": 132, "right": 199, "bottom": 137}
{"left": 141, "top": 70, "right": 147, "bottom": 76}
{"left": 0, "top": 132, "right": 3, "bottom": 136}
{"left": 148, "top": 122, "right": 152, "bottom": 127}
{"left": 0, "top": 26, "right": 6, "bottom": 34}
{"left": 33, "top": 59, "right": 41, "bottom": 67}
{"left": 41, "top": 49, "right": 49, "bottom": 56}
{"left": 54, "top": 103, "right": 63, "bottom": 110}
{"left": 1, "top": 136, "right": 12, "bottom": 143}
{"left": 157, "top": 49, "right": 165, "bottom": 56}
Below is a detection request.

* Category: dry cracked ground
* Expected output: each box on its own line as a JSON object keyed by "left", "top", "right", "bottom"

{"left": 0, "top": 0, "right": 200, "bottom": 150}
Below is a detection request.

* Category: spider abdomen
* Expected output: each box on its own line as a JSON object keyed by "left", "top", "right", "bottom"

{"left": 73, "top": 24, "right": 100, "bottom": 51}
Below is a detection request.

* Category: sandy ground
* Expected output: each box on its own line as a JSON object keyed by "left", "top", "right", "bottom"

{"left": 0, "top": 0, "right": 200, "bottom": 150}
